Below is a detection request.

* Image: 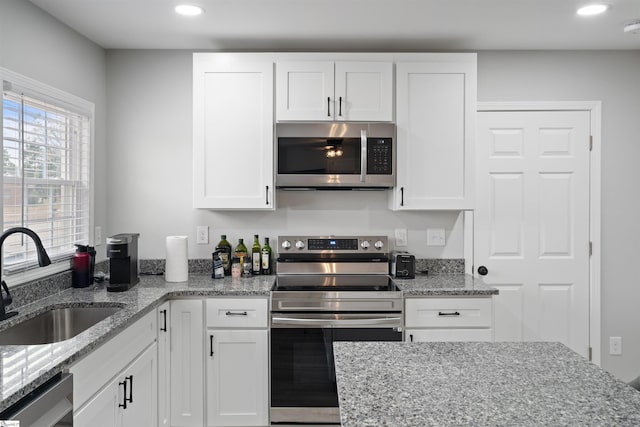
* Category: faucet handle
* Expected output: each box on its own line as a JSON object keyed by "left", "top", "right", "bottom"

{"left": 1, "top": 280, "right": 13, "bottom": 305}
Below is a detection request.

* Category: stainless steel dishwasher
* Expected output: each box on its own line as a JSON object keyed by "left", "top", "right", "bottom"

{"left": 0, "top": 373, "right": 73, "bottom": 426}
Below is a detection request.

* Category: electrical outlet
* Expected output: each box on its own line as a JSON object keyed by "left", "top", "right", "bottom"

{"left": 395, "top": 228, "right": 408, "bottom": 247}
{"left": 95, "top": 226, "right": 102, "bottom": 246}
{"left": 609, "top": 336, "right": 622, "bottom": 355}
{"left": 427, "top": 228, "right": 446, "bottom": 246}
{"left": 196, "top": 226, "right": 209, "bottom": 244}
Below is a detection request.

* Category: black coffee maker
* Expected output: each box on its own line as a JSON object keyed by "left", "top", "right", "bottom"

{"left": 106, "top": 233, "right": 140, "bottom": 292}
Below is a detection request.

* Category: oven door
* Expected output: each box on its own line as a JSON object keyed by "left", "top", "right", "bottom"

{"left": 270, "top": 313, "right": 403, "bottom": 424}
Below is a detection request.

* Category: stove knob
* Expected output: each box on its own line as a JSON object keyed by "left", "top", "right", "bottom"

{"left": 361, "top": 240, "right": 370, "bottom": 249}
{"left": 295, "top": 240, "right": 305, "bottom": 250}
{"left": 281, "top": 240, "right": 291, "bottom": 250}
{"left": 374, "top": 240, "right": 384, "bottom": 250}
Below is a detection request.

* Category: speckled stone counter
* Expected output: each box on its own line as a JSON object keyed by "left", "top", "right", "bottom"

{"left": 334, "top": 342, "right": 640, "bottom": 426}
{"left": 395, "top": 273, "right": 498, "bottom": 296}
{"left": 0, "top": 273, "right": 274, "bottom": 412}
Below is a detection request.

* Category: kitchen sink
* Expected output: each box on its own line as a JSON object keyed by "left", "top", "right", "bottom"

{"left": 0, "top": 306, "right": 122, "bottom": 345}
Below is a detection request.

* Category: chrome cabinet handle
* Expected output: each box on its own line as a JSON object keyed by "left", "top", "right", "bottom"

{"left": 327, "top": 97, "right": 331, "bottom": 117}
{"left": 265, "top": 186, "right": 269, "bottom": 205}
{"left": 400, "top": 187, "right": 404, "bottom": 206}
{"left": 160, "top": 309, "right": 167, "bottom": 332}
{"left": 360, "top": 129, "right": 367, "bottom": 182}
{"left": 225, "top": 311, "right": 248, "bottom": 316}
{"left": 339, "top": 96, "right": 343, "bottom": 117}
{"left": 438, "top": 311, "right": 461, "bottom": 317}
{"left": 210, "top": 334, "right": 214, "bottom": 357}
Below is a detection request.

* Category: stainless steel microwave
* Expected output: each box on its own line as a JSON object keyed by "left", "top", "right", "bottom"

{"left": 275, "top": 122, "right": 396, "bottom": 189}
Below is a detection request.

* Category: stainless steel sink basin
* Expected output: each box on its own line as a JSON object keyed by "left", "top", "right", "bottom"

{"left": 0, "top": 306, "right": 121, "bottom": 345}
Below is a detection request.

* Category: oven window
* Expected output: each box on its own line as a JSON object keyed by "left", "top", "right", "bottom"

{"left": 271, "top": 327, "right": 402, "bottom": 408}
{"left": 277, "top": 137, "right": 361, "bottom": 174}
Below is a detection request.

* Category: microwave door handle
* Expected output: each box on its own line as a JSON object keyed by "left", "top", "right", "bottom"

{"left": 360, "top": 129, "right": 367, "bottom": 182}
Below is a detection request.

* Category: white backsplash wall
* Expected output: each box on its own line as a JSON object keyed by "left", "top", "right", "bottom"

{"left": 106, "top": 50, "right": 463, "bottom": 260}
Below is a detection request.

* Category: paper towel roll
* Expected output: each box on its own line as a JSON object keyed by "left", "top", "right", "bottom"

{"left": 165, "top": 236, "right": 188, "bottom": 282}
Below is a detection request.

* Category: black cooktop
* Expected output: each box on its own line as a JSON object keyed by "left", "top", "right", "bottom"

{"left": 274, "top": 275, "right": 398, "bottom": 292}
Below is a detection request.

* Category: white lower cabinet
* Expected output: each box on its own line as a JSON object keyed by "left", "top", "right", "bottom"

{"left": 165, "top": 298, "right": 269, "bottom": 427}
{"left": 157, "top": 301, "right": 171, "bottom": 427}
{"left": 70, "top": 310, "right": 158, "bottom": 427}
{"left": 170, "top": 299, "right": 204, "bottom": 427}
{"left": 206, "top": 329, "right": 268, "bottom": 426}
{"left": 205, "top": 298, "right": 269, "bottom": 427}
{"left": 74, "top": 342, "right": 157, "bottom": 427}
{"left": 405, "top": 297, "right": 494, "bottom": 342}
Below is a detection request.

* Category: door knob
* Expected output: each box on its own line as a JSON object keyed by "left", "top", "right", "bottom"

{"left": 477, "top": 266, "right": 488, "bottom": 276}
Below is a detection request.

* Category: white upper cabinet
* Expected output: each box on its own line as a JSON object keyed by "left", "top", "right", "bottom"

{"left": 390, "top": 55, "right": 477, "bottom": 210}
{"left": 276, "top": 61, "right": 393, "bottom": 122}
{"left": 193, "top": 54, "right": 275, "bottom": 210}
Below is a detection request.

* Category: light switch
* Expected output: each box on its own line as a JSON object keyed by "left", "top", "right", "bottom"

{"left": 427, "top": 228, "right": 446, "bottom": 246}
{"left": 395, "top": 228, "right": 408, "bottom": 247}
{"left": 196, "top": 226, "right": 209, "bottom": 244}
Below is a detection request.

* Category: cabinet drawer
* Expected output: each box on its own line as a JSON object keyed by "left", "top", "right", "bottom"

{"left": 406, "top": 328, "right": 493, "bottom": 342}
{"left": 206, "top": 298, "right": 268, "bottom": 328}
{"left": 405, "top": 297, "right": 492, "bottom": 328}
{"left": 70, "top": 310, "right": 156, "bottom": 409}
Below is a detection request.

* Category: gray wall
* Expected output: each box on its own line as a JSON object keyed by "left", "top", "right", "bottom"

{"left": 0, "top": 0, "right": 108, "bottom": 260}
{"left": 477, "top": 50, "right": 640, "bottom": 381}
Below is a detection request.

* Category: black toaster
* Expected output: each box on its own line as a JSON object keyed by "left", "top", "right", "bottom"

{"left": 391, "top": 252, "right": 415, "bottom": 279}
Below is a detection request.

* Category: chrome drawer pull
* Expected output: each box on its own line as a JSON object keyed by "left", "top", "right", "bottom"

{"left": 438, "top": 311, "right": 461, "bottom": 316}
{"left": 225, "top": 311, "right": 248, "bottom": 316}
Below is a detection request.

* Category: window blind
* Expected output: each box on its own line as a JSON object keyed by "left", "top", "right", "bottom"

{"left": 2, "top": 85, "right": 91, "bottom": 273}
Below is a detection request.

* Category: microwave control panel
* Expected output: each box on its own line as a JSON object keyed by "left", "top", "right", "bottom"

{"left": 367, "top": 138, "right": 393, "bottom": 175}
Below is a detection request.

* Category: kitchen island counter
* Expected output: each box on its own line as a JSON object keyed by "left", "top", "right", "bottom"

{"left": 334, "top": 341, "right": 640, "bottom": 426}
{"left": 0, "top": 273, "right": 273, "bottom": 412}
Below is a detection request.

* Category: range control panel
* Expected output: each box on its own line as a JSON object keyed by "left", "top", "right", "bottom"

{"left": 278, "top": 236, "right": 388, "bottom": 253}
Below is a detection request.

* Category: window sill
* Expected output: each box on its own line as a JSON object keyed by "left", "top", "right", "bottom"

{"left": 4, "top": 261, "right": 72, "bottom": 288}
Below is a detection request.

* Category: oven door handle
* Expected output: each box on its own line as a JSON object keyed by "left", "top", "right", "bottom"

{"left": 271, "top": 316, "right": 402, "bottom": 328}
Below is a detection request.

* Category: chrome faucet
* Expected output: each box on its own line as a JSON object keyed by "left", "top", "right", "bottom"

{"left": 0, "top": 227, "right": 52, "bottom": 321}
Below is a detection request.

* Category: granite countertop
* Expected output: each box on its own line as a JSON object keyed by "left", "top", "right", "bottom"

{"left": 394, "top": 273, "right": 498, "bottom": 296}
{"left": 0, "top": 273, "right": 273, "bottom": 412}
{"left": 0, "top": 271, "right": 496, "bottom": 413}
{"left": 334, "top": 341, "right": 640, "bottom": 426}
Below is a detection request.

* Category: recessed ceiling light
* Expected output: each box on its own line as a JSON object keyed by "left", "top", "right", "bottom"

{"left": 577, "top": 4, "right": 609, "bottom": 16}
{"left": 175, "top": 4, "right": 204, "bottom": 16}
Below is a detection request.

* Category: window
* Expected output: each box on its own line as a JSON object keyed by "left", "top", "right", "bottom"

{"left": 1, "top": 70, "right": 92, "bottom": 275}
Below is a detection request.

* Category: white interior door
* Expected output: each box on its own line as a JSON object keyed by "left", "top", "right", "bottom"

{"left": 475, "top": 110, "right": 591, "bottom": 358}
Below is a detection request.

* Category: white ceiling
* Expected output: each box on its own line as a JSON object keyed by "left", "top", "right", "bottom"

{"left": 29, "top": 0, "right": 640, "bottom": 50}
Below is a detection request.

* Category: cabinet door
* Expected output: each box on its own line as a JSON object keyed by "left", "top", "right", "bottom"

{"left": 171, "top": 300, "right": 204, "bottom": 427}
{"left": 206, "top": 329, "right": 268, "bottom": 426}
{"left": 74, "top": 378, "right": 119, "bottom": 427}
{"left": 193, "top": 54, "right": 274, "bottom": 210}
{"left": 335, "top": 62, "right": 393, "bottom": 122}
{"left": 122, "top": 344, "right": 158, "bottom": 427}
{"left": 157, "top": 302, "right": 171, "bottom": 427}
{"left": 276, "top": 61, "right": 334, "bottom": 121}
{"left": 392, "top": 58, "right": 476, "bottom": 210}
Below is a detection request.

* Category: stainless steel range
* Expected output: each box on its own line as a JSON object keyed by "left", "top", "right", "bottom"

{"left": 270, "top": 235, "right": 403, "bottom": 425}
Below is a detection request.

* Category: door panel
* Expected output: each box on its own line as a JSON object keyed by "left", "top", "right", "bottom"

{"left": 475, "top": 110, "right": 590, "bottom": 357}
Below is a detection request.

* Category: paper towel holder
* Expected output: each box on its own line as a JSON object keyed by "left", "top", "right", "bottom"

{"left": 106, "top": 233, "right": 140, "bottom": 292}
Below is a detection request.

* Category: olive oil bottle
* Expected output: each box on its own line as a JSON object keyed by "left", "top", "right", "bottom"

{"left": 251, "top": 234, "right": 261, "bottom": 275}
{"left": 215, "top": 235, "right": 232, "bottom": 276}
{"left": 261, "top": 237, "right": 272, "bottom": 275}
